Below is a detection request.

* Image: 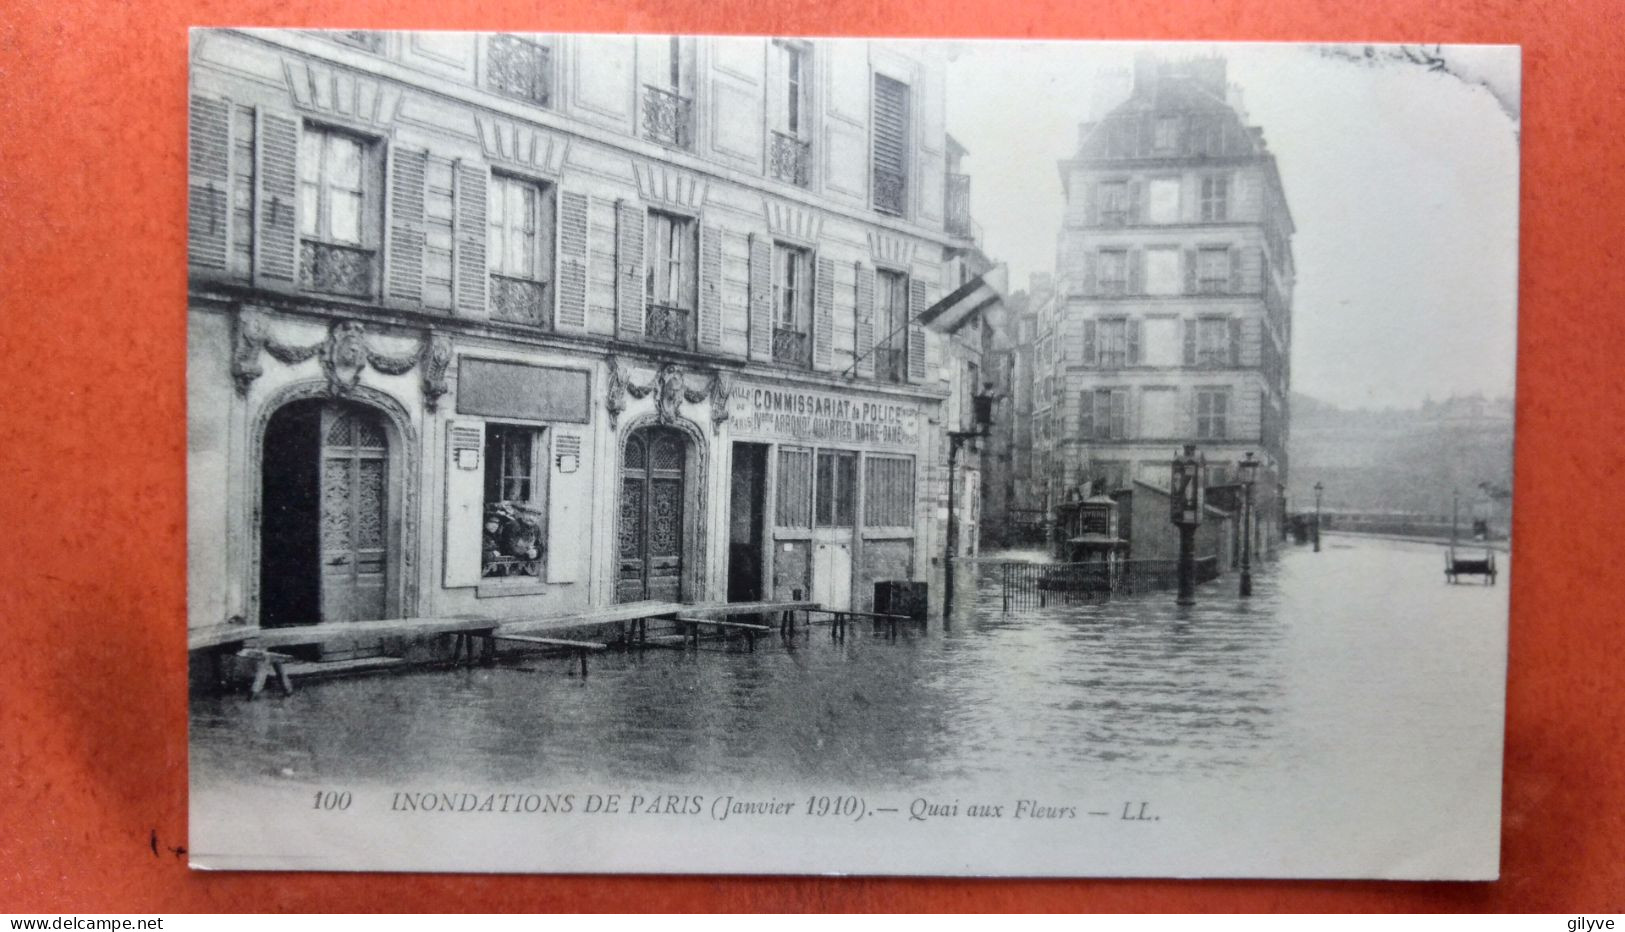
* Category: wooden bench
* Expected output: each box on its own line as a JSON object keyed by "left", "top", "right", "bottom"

{"left": 492, "top": 634, "right": 608, "bottom": 675}
{"left": 806, "top": 609, "right": 916, "bottom": 641}
{"left": 671, "top": 615, "right": 773, "bottom": 650}
{"left": 236, "top": 648, "right": 295, "bottom": 699}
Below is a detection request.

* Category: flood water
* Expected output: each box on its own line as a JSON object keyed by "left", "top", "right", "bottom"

{"left": 191, "top": 535, "right": 1509, "bottom": 800}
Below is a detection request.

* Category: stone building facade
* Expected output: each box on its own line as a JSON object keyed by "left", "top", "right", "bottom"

{"left": 1046, "top": 55, "right": 1295, "bottom": 547}
{"left": 186, "top": 30, "right": 987, "bottom": 635}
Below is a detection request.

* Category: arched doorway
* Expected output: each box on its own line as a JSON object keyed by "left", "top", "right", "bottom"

{"left": 260, "top": 398, "right": 391, "bottom": 627}
{"left": 618, "top": 425, "right": 691, "bottom": 603}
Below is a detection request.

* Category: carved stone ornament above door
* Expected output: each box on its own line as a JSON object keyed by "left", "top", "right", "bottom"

{"left": 605, "top": 354, "right": 730, "bottom": 434}
{"left": 231, "top": 306, "right": 453, "bottom": 409}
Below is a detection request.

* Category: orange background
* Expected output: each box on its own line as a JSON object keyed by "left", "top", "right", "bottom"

{"left": 1, "top": 0, "right": 1620, "bottom": 913}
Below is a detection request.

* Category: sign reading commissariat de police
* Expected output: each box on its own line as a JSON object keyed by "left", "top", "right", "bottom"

{"left": 728, "top": 381, "right": 921, "bottom": 449}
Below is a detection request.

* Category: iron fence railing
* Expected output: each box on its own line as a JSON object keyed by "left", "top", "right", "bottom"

{"left": 994, "top": 557, "right": 1221, "bottom": 610}
{"left": 642, "top": 85, "right": 694, "bottom": 150}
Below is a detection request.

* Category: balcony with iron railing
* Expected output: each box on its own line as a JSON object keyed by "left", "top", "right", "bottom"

{"left": 773, "top": 326, "right": 810, "bottom": 367}
{"left": 487, "top": 35, "right": 552, "bottom": 107}
{"left": 642, "top": 85, "right": 694, "bottom": 150}
{"left": 300, "top": 240, "right": 375, "bottom": 298}
{"left": 769, "top": 131, "right": 811, "bottom": 187}
{"left": 645, "top": 302, "right": 693, "bottom": 349}
{"left": 873, "top": 343, "right": 906, "bottom": 383}
{"left": 489, "top": 274, "right": 550, "bottom": 327}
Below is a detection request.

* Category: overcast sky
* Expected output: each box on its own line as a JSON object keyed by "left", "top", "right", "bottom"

{"left": 942, "top": 42, "right": 1520, "bottom": 411}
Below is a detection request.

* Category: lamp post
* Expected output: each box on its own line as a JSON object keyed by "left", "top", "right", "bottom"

{"left": 1313, "top": 481, "right": 1324, "bottom": 553}
{"left": 1169, "top": 444, "right": 1205, "bottom": 607}
{"left": 944, "top": 385, "right": 997, "bottom": 623}
{"left": 1237, "top": 452, "right": 1259, "bottom": 597}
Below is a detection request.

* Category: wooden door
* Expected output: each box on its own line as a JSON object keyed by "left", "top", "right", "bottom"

{"left": 318, "top": 403, "right": 389, "bottom": 623}
{"left": 618, "top": 427, "right": 687, "bottom": 603}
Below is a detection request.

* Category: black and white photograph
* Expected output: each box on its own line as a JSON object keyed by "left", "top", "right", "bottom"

{"left": 185, "top": 31, "right": 1518, "bottom": 878}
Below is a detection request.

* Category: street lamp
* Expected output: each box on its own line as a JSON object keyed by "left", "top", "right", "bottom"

{"left": 944, "top": 384, "right": 998, "bottom": 623}
{"left": 1169, "top": 444, "right": 1205, "bottom": 607}
{"left": 1237, "top": 452, "right": 1259, "bottom": 597}
{"left": 1313, "top": 481, "right": 1325, "bottom": 553}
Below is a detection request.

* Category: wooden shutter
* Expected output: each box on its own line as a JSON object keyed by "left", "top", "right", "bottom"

{"left": 188, "top": 95, "right": 232, "bottom": 271}
{"left": 615, "top": 201, "right": 645, "bottom": 340}
{"left": 812, "top": 255, "right": 835, "bottom": 370}
{"left": 906, "top": 277, "right": 927, "bottom": 382}
{"left": 1128, "top": 179, "right": 1143, "bottom": 223}
{"left": 1128, "top": 247, "right": 1144, "bottom": 295}
{"left": 748, "top": 233, "right": 773, "bottom": 361}
{"left": 385, "top": 145, "right": 428, "bottom": 306}
{"left": 1229, "top": 246, "right": 1244, "bottom": 294}
{"left": 443, "top": 421, "right": 486, "bottom": 589}
{"left": 1079, "top": 390, "right": 1095, "bottom": 438}
{"left": 554, "top": 190, "right": 590, "bottom": 331}
{"left": 854, "top": 263, "right": 876, "bottom": 379}
{"left": 1128, "top": 318, "right": 1142, "bottom": 365}
{"left": 547, "top": 432, "right": 590, "bottom": 583}
{"left": 452, "top": 160, "right": 488, "bottom": 316}
{"left": 1183, "top": 319, "right": 1197, "bottom": 365}
{"left": 697, "top": 223, "right": 723, "bottom": 350}
{"left": 1081, "top": 320, "right": 1096, "bottom": 367}
{"left": 254, "top": 110, "right": 300, "bottom": 287}
{"left": 1184, "top": 247, "right": 1198, "bottom": 295}
{"left": 1229, "top": 317, "right": 1243, "bottom": 366}
{"left": 872, "top": 75, "right": 910, "bottom": 211}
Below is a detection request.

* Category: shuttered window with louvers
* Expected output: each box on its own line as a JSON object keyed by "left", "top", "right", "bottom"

{"left": 871, "top": 75, "right": 910, "bottom": 216}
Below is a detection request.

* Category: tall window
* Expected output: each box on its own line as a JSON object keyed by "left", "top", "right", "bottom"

{"left": 1197, "top": 317, "right": 1230, "bottom": 366}
{"left": 642, "top": 37, "right": 693, "bottom": 149}
{"left": 1200, "top": 174, "right": 1229, "bottom": 221}
{"left": 814, "top": 450, "right": 858, "bottom": 527}
{"left": 482, "top": 425, "right": 545, "bottom": 578}
{"left": 772, "top": 243, "right": 812, "bottom": 365}
{"left": 1098, "top": 319, "right": 1129, "bottom": 368}
{"left": 1197, "top": 389, "right": 1230, "bottom": 440}
{"left": 488, "top": 34, "right": 551, "bottom": 106}
{"left": 784, "top": 43, "right": 806, "bottom": 136}
{"left": 769, "top": 41, "right": 813, "bottom": 186}
{"left": 1197, "top": 247, "right": 1230, "bottom": 294}
{"left": 1098, "top": 181, "right": 1130, "bottom": 226}
{"left": 298, "top": 125, "right": 373, "bottom": 296}
{"left": 487, "top": 174, "right": 552, "bottom": 324}
{"left": 873, "top": 269, "right": 909, "bottom": 383}
{"left": 1098, "top": 249, "right": 1129, "bottom": 295}
{"left": 645, "top": 210, "right": 695, "bottom": 346}
{"left": 1083, "top": 388, "right": 1128, "bottom": 440}
{"left": 871, "top": 75, "right": 910, "bottom": 216}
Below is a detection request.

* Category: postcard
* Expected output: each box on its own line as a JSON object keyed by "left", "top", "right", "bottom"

{"left": 186, "top": 31, "right": 1518, "bottom": 877}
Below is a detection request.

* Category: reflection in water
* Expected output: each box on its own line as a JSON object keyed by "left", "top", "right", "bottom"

{"left": 192, "top": 537, "right": 1503, "bottom": 797}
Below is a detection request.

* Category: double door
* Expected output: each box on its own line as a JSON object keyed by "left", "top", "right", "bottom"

{"left": 618, "top": 426, "right": 687, "bottom": 603}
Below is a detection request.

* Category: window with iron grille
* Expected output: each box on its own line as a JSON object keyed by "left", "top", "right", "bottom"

{"left": 1197, "top": 389, "right": 1230, "bottom": 440}
{"left": 645, "top": 210, "right": 696, "bottom": 346}
{"left": 863, "top": 455, "right": 914, "bottom": 527}
{"left": 775, "top": 243, "right": 810, "bottom": 330}
{"left": 487, "top": 34, "right": 551, "bottom": 107}
{"left": 871, "top": 75, "right": 910, "bottom": 216}
{"left": 815, "top": 450, "right": 858, "bottom": 527}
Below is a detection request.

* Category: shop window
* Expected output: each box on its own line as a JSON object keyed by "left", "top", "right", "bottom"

{"left": 775, "top": 446, "right": 813, "bottom": 527}
{"left": 863, "top": 455, "right": 914, "bottom": 527}
{"left": 815, "top": 450, "right": 857, "bottom": 527}
{"left": 482, "top": 425, "right": 546, "bottom": 578}
{"left": 298, "top": 124, "right": 379, "bottom": 297}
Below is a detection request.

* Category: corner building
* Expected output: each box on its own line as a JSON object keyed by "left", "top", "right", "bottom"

{"left": 1053, "top": 56, "right": 1294, "bottom": 544}
{"left": 187, "top": 30, "right": 985, "bottom": 636}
